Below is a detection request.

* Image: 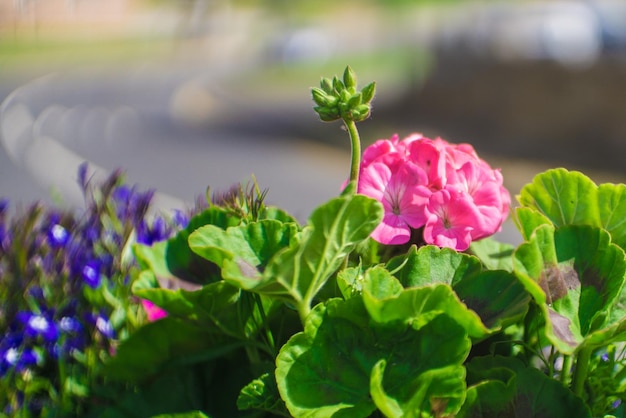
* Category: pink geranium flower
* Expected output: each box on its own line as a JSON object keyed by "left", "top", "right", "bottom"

{"left": 423, "top": 188, "right": 483, "bottom": 251}
{"left": 358, "top": 158, "right": 430, "bottom": 245}
{"left": 141, "top": 299, "right": 168, "bottom": 322}
{"left": 357, "top": 133, "right": 510, "bottom": 250}
{"left": 449, "top": 161, "right": 511, "bottom": 240}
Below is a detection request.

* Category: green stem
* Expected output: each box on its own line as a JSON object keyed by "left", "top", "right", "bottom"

{"left": 572, "top": 346, "right": 592, "bottom": 396}
{"left": 297, "top": 301, "right": 311, "bottom": 328}
{"left": 560, "top": 354, "right": 573, "bottom": 386}
{"left": 344, "top": 119, "right": 362, "bottom": 186}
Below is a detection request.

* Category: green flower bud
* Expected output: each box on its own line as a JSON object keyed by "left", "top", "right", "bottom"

{"left": 339, "top": 89, "right": 351, "bottom": 104}
{"left": 347, "top": 92, "right": 362, "bottom": 109}
{"left": 311, "top": 87, "right": 331, "bottom": 107}
{"left": 351, "top": 104, "right": 371, "bottom": 122}
{"left": 320, "top": 77, "right": 334, "bottom": 94}
{"left": 313, "top": 106, "right": 340, "bottom": 122}
{"left": 313, "top": 67, "right": 375, "bottom": 124}
{"left": 332, "top": 76, "right": 345, "bottom": 93}
{"left": 360, "top": 81, "right": 376, "bottom": 104}
{"left": 343, "top": 66, "right": 357, "bottom": 91}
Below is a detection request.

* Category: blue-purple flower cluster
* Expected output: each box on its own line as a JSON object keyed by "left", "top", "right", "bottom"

{"left": 0, "top": 164, "right": 187, "bottom": 415}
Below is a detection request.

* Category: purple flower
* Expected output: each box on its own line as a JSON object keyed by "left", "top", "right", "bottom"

{"left": 47, "top": 223, "right": 70, "bottom": 248}
{"left": 17, "top": 312, "right": 58, "bottom": 343}
{"left": 172, "top": 209, "right": 189, "bottom": 229}
{"left": 81, "top": 260, "right": 101, "bottom": 288}
{"left": 77, "top": 162, "right": 89, "bottom": 190}
{"left": 136, "top": 217, "right": 171, "bottom": 245}
{"left": 59, "top": 316, "right": 83, "bottom": 334}
{"left": 2, "top": 347, "right": 39, "bottom": 372}
{"left": 92, "top": 314, "right": 116, "bottom": 340}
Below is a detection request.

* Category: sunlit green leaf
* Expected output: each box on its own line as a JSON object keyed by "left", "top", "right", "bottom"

{"left": 386, "top": 245, "right": 482, "bottom": 288}
{"left": 370, "top": 360, "right": 466, "bottom": 418}
{"left": 513, "top": 224, "right": 626, "bottom": 354}
{"left": 469, "top": 236, "right": 515, "bottom": 272}
{"left": 598, "top": 183, "right": 626, "bottom": 250}
{"left": 275, "top": 297, "right": 470, "bottom": 417}
{"left": 189, "top": 220, "right": 297, "bottom": 289}
{"left": 361, "top": 270, "right": 489, "bottom": 339}
{"left": 513, "top": 207, "right": 553, "bottom": 242}
{"left": 517, "top": 168, "right": 600, "bottom": 228}
{"left": 384, "top": 245, "right": 529, "bottom": 335}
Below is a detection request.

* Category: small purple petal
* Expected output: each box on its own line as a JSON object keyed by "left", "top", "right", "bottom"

{"left": 59, "top": 316, "right": 82, "bottom": 334}
{"left": 47, "top": 224, "right": 70, "bottom": 248}
{"left": 81, "top": 260, "right": 101, "bottom": 288}
{"left": 172, "top": 210, "right": 189, "bottom": 229}
{"left": 95, "top": 316, "right": 115, "bottom": 339}
{"left": 23, "top": 314, "right": 58, "bottom": 343}
{"left": 77, "top": 162, "right": 89, "bottom": 189}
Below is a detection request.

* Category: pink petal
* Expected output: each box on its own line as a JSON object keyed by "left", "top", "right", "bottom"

{"left": 141, "top": 299, "right": 168, "bottom": 322}
{"left": 371, "top": 212, "right": 413, "bottom": 245}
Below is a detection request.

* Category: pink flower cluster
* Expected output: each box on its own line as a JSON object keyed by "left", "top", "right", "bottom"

{"left": 357, "top": 134, "right": 510, "bottom": 251}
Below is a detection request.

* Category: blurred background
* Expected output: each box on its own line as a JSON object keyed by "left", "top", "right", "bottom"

{"left": 1, "top": 0, "right": 626, "bottom": 239}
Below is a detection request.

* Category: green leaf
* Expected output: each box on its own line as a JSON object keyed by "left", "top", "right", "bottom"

{"left": 164, "top": 207, "right": 241, "bottom": 285}
{"left": 459, "top": 356, "right": 591, "bottom": 418}
{"left": 598, "top": 182, "right": 626, "bottom": 250}
{"left": 151, "top": 412, "right": 210, "bottom": 418}
{"left": 275, "top": 297, "right": 471, "bottom": 417}
{"left": 370, "top": 360, "right": 466, "bottom": 418}
{"left": 361, "top": 270, "right": 489, "bottom": 339}
{"left": 133, "top": 240, "right": 173, "bottom": 281}
{"left": 386, "top": 245, "right": 482, "bottom": 288}
{"left": 189, "top": 220, "right": 298, "bottom": 289}
{"left": 453, "top": 270, "right": 530, "bottom": 331}
{"left": 103, "top": 317, "right": 228, "bottom": 382}
{"left": 336, "top": 265, "right": 365, "bottom": 300}
{"left": 132, "top": 270, "right": 240, "bottom": 321}
{"left": 244, "top": 194, "right": 382, "bottom": 314}
{"left": 517, "top": 168, "right": 600, "bottom": 228}
{"left": 258, "top": 206, "right": 298, "bottom": 224}
{"left": 514, "top": 207, "right": 554, "bottom": 242}
{"left": 237, "top": 373, "right": 290, "bottom": 417}
{"left": 513, "top": 224, "right": 626, "bottom": 354}
{"left": 469, "top": 237, "right": 515, "bottom": 272}
{"left": 385, "top": 245, "right": 528, "bottom": 334}
{"left": 96, "top": 350, "right": 258, "bottom": 418}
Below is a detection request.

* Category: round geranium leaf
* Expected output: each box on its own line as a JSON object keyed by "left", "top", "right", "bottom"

{"left": 386, "top": 245, "right": 482, "bottom": 288}
{"left": 275, "top": 297, "right": 471, "bottom": 417}
{"left": 513, "top": 206, "right": 553, "bottom": 243}
{"left": 514, "top": 224, "right": 626, "bottom": 354}
{"left": 459, "top": 356, "right": 591, "bottom": 418}
{"left": 598, "top": 182, "right": 626, "bottom": 251}
{"left": 517, "top": 168, "right": 600, "bottom": 228}
{"left": 385, "top": 245, "right": 527, "bottom": 335}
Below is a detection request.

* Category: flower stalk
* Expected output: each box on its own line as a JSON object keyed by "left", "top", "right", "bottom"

{"left": 312, "top": 65, "right": 376, "bottom": 187}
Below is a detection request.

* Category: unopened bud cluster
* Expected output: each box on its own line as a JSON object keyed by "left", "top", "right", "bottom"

{"left": 312, "top": 66, "right": 376, "bottom": 123}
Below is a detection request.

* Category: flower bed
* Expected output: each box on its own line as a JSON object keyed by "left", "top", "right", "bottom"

{"left": 1, "top": 67, "right": 625, "bottom": 417}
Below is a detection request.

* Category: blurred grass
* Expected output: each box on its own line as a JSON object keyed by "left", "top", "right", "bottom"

{"left": 0, "top": 35, "right": 176, "bottom": 76}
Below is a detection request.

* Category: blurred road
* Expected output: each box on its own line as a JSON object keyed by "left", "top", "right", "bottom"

{"left": 0, "top": 64, "right": 529, "bottom": 245}
{"left": 0, "top": 74, "right": 55, "bottom": 207}
{"left": 0, "top": 65, "right": 354, "bottom": 222}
